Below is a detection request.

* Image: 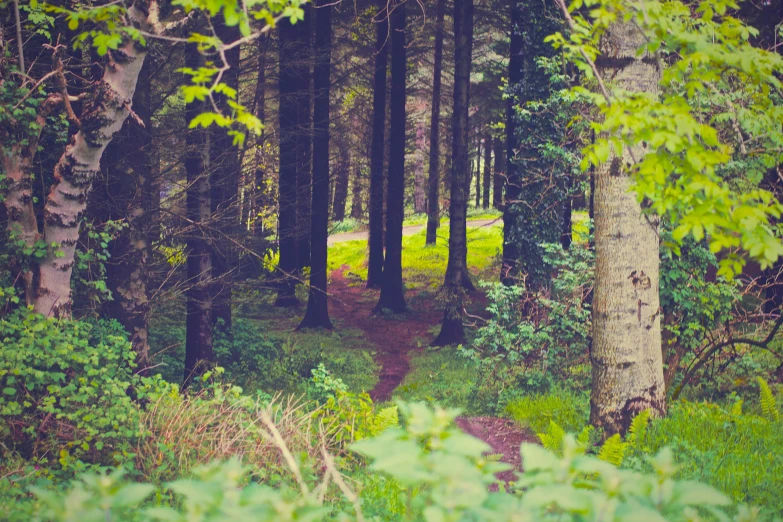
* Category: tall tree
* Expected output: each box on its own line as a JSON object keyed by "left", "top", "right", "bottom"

{"left": 425, "top": 0, "right": 446, "bottom": 245}
{"left": 210, "top": 19, "right": 241, "bottom": 331}
{"left": 275, "top": 14, "right": 310, "bottom": 306}
{"left": 253, "top": 34, "right": 269, "bottom": 238}
{"left": 590, "top": 20, "right": 665, "bottom": 435}
{"left": 300, "top": 0, "right": 333, "bottom": 329}
{"left": 184, "top": 43, "right": 213, "bottom": 386}
{"left": 413, "top": 121, "right": 427, "bottom": 213}
{"left": 492, "top": 136, "right": 504, "bottom": 208}
{"left": 432, "top": 0, "right": 473, "bottom": 345}
{"left": 474, "top": 135, "right": 482, "bottom": 208}
{"left": 332, "top": 138, "right": 350, "bottom": 221}
{"left": 367, "top": 0, "right": 389, "bottom": 289}
{"left": 295, "top": 6, "right": 313, "bottom": 272}
{"left": 482, "top": 133, "right": 491, "bottom": 209}
{"left": 100, "top": 57, "right": 154, "bottom": 372}
{"left": 375, "top": 0, "right": 407, "bottom": 313}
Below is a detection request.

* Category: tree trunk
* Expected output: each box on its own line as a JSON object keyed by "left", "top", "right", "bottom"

{"left": 295, "top": 6, "right": 313, "bottom": 271}
{"left": 432, "top": 0, "right": 472, "bottom": 346}
{"left": 413, "top": 121, "right": 427, "bottom": 213}
{"left": 375, "top": 0, "right": 407, "bottom": 313}
{"left": 33, "top": 4, "right": 152, "bottom": 318}
{"left": 332, "top": 138, "right": 350, "bottom": 222}
{"left": 275, "top": 14, "right": 309, "bottom": 306}
{"left": 561, "top": 174, "right": 573, "bottom": 250}
{"left": 300, "top": 0, "right": 332, "bottom": 329}
{"left": 367, "top": 0, "right": 389, "bottom": 289}
{"left": 474, "top": 135, "right": 482, "bottom": 208}
{"left": 184, "top": 43, "right": 214, "bottom": 387}
{"left": 100, "top": 56, "right": 153, "bottom": 372}
{"left": 350, "top": 163, "right": 364, "bottom": 219}
{"left": 425, "top": 0, "right": 445, "bottom": 245}
{"left": 492, "top": 136, "right": 504, "bottom": 209}
{"left": 210, "top": 19, "right": 241, "bottom": 332}
{"left": 482, "top": 134, "right": 491, "bottom": 209}
{"left": 590, "top": 21, "right": 666, "bottom": 436}
{"left": 253, "top": 33, "right": 269, "bottom": 238}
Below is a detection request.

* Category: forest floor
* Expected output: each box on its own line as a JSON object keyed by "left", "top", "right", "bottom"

{"left": 327, "top": 243, "right": 536, "bottom": 480}
{"left": 327, "top": 217, "right": 500, "bottom": 245}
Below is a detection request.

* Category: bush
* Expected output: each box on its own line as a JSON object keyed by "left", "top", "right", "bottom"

{"left": 0, "top": 310, "right": 172, "bottom": 463}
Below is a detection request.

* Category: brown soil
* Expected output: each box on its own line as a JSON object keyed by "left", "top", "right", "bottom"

{"left": 328, "top": 265, "right": 536, "bottom": 479}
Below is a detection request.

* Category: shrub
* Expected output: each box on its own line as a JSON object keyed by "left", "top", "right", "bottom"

{"left": 0, "top": 310, "right": 172, "bottom": 463}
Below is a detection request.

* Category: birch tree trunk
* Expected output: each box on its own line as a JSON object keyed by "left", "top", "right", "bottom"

{"left": 590, "top": 21, "right": 666, "bottom": 436}
{"left": 33, "top": 3, "right": 152, "bottom": 318}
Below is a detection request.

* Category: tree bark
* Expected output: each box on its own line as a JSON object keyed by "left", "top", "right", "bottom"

{"left": 100, "top": 56, "right": 153, "bottom": 372}
{"left": 295, "top": 6, "right": 312, "bottom": 272}
{"left": 275, "top": 14, "right": 310, "bottom": 306}
{"left": 210, "top": 19, "right": 241, "bottom": 332}
{"left": 432, "top": 0, "right": 472, "bottom": 346}
{"left": 482, "top": 133, "right": 491, "bottom": 209}
{"left": 367, "top": 0, "right": 389, "bottom": 289}
{"left": 425, "top": 0, "right": 445, "bottom": 245}
{"left": 350, "top": 163, "right": 364, "bottom": 219}
{"left": 492, "top": 136, "right": 504, "bottom": 209}
{"left": 413, "top": 121, "right": 427, "bottom": 213}
{"left": 332, "top": 138, "right": 350, "bottom": 221}
{"left": 375, "top": 0, "right": 407, "bottom": 313}
{"left": 474, "top": 135, "right": 482, "bottom": 208}
{"left": 184, "top": 43, "right": 214, "bottom": 387}
{"left": 590, "top": 21, "right": 666, "bottom": 436}
{"left": 33, "top": 3, "right": 152, "bottom": 318}
{"left": 253, "top": 33, "right": 269, "bottom": 238}
{"left": 300, "top": 0, "right": 332, "bottom": 329}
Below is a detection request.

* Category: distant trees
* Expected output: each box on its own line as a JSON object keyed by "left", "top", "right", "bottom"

{"left": 425, "top": 0, "right": 446, "bottom": 246}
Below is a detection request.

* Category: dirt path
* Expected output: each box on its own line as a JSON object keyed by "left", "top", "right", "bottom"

{"left": 328, "top": 218, "right": 500, "bottom": 245}
{"left": 327, "top": 263, "right": 535, "bottom": 480}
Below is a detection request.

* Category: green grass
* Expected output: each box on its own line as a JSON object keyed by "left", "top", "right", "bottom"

{"left": 402, "top": 208, "right": 503, "bottom": 228}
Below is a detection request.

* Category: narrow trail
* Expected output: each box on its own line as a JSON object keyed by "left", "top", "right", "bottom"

{"left": 328, "top": 218, "right": 500, "bottom": 245}
{"left": 328, "top": 264, "right": 536, "bottom": 480}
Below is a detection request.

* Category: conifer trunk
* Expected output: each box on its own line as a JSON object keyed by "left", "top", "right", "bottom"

{"left": 375, "top": 0, "right": 407, "bottom": 313}
{"left": 492, "top": 136, "right": 504, "bottom": 209}
{"left": 482, "top": 134, "right": 491, "bottom": 209}
{"left": 425, "top": 0, "right": 445, "bottom": 245}
{"left": 433, "top": 0, "right": 473, "bottom": 345}
{"left": 299, "top": 0, "right": 332, "bottom": 329}
{"left": 367, "top": 0, "right": 389, "bottom": 288}
{"left": 332, "top": 139, "right": 350, "bottom": 222}
{"left": 590, "top": 21, "right": 665, "bottom": 436}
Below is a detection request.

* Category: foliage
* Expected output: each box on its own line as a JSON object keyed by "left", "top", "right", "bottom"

{"left": 462, "top": 243, "right": 593, "bottom": 404}
{"left": 0, "top": 310, "right": 173, "bottom": 463}
{"left": 549, "top": 0, "right": 783, "bottom": 278}
{"left": 505, "top": 389, "right": 589, "bottom": 433}
{"left": 756, "top": 377, "right": 779, "bottom": 422}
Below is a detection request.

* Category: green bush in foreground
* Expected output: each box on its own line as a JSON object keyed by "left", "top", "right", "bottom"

{"left": 5, "top": 401, "right": 766, "bottom": 521}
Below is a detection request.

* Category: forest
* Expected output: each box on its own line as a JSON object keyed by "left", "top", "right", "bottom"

{"left": 1, "top": 0, "right": 783, "bottom": 519}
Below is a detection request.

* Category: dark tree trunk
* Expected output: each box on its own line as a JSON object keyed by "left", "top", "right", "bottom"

{"left": 501, "top": 0, "right": 524, "bottom": 285}
{"left": 367, "top": 0, "right": 389, "bottom": 289}
{"left": 433, "top": 0, "right": 473, "bottom": 346}
{"left": 492, "top": 136, "right": 504, "bottom": 208}
{"left": 350, "top": 164, "right": 364, "bottom": 219}
{"left": 425, "top": 0, "right": 446, "bottom": 245}
{"left": 332, "top": 138, "right": 350, "bottom": 222}
{"left": 101, "top": 57, "right": 153, "bottom": 373}
{"left": 482, "top": 134, "right": 491, "bottom": 209}
{"left": 300, "top": 0, "right": 332, "bottom": 329}
{"left": 474, "top": 135, "right": 482, "bottom": 208}
{"left": 413, "top": 121, "right": 427, "bottom": 213}
{"left": 254, "top": 33, "right": 269, "bottom": 237}
{"left": 184, "top": 44, "right": 213, "bottom": 386}
{"left": 375, "top": 0, "right": 407, "bottom": 313}
{"left": 210, "top": 19, "right": 241, "bottom": 332}
{"left": 295, "top": 6, "right": 313, "bottom": 271}
{"left": 276, "top": 13, "right": 310, "bottom": 306}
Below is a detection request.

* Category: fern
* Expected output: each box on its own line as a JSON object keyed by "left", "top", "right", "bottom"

{"left": 369, "top": 405, "right": 399, "bottom": 436}
{"left": 730, "top": 399, "right": 743, "bottom": 416}
{"left": 757, "top": 377, "right": 779, "bottom": 422}
{"left": 597, "top": 434, "right": 627, "bottom": 466}
{"left": 538, "top": 420, "right": 566, "bottom": 455}
{"left": 627, "top": 409, "right": 650, "bottom": 449}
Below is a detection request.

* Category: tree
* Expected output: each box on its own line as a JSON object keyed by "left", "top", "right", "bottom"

{"left": 184, "top": 42, "right": 214, "bottom": 386}
{"left": 492, "top": 136, "right": 504, "bottom": 208}
{"left": 432, "top": 0, "right": 473, "bottom": 346}
{"left": 295, "top": 5, "right": 313, "bottom": 272}
{"left": 332, "top": 137, "right": 350, "bottom": 222}
{"left": 482, "top": 133, "right": 491, "bottom": 208}
{"left": 374, "top": 0, "right": 408, "bottom": 313}
{"left": 275, "top": 12, "right": 310, "bottom": 307}
{"left": 299, "top": 0, "right": 333, "bottom": 329}
{"left": 367, "top": 0, "right": 389, "bottom": 289}
{"left": 425, "top": 0, "right": 446, "bottom": 246}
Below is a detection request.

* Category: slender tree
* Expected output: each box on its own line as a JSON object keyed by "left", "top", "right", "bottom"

{"left": 590, "top": 20, "right": 665, "bottom": 436}
{"left": 482, "top": 133, "right": 491, "bottom": 209}
{"left": 474, "top": 135, "right": 482, "bottom": 208}
{"left": 432, "top": 0, "right": 473, "bottom": 345}
{"left": 184, "top": 43, "right": 213, "bottom": 386}
{"left": 332, "top": 138, "right": 350, "bottom": 221}
{"left": 253, "top": 33, "right": 269, "bottom": 237}
{"left": 375, "top": 0, "right": 407, "bottom": 313}
{"left": 295, "top": 6, "right": 313, "bottom": 271}
{"left": 275, "top": 14, "right": 310, "bottom": 306}
{"left": 425, "top": 0, "right": 446, "bottom": 245}
{"left": 414, "top": 121, "right": 427, "bottom": 213}
{"left": 367, "top": 0, "right": 389, "bottom": 288}
{"left": 492, "top": 136, "right": 504, "bottom": 208}
{"left": 300, "top": 0, "right": 333, "bottom": 329}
